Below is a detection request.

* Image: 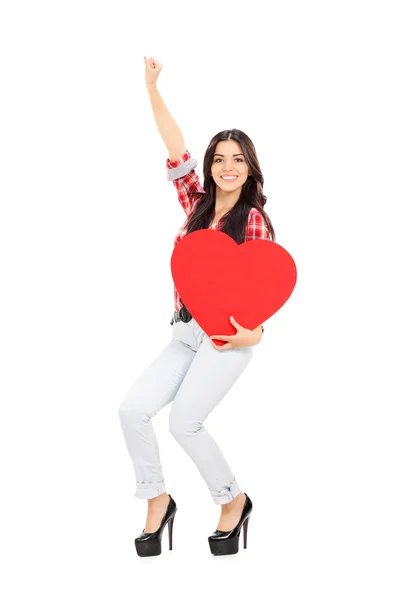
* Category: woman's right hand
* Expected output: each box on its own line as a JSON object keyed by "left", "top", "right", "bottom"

{"left": 144, "top": 56, "right": 163, "bottom": 88}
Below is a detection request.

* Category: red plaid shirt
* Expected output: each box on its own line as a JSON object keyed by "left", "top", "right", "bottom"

{"left": 167, "top": 149, "right": 270, "bottom": 312}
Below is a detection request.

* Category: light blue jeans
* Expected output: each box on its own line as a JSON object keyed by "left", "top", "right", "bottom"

{"left": 118, "top": 313, "right": 254, "bottom": 505}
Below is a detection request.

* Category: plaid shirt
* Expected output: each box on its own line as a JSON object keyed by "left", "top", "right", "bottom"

{"left": 167, "top": 149, "right": 270, "bottom": 312}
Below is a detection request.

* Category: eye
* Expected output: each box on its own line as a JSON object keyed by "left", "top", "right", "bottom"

{"left": 214, "top": 158, "right": 244, "bottom": 163}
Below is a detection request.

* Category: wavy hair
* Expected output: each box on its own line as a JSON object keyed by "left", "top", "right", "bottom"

{"left": 185, "top": 129, "right": 276, "bottom": 244}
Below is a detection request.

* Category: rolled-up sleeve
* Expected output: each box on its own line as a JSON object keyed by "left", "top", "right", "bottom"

{"left": 166, "top": 150, "right": 199, "bottom": 181}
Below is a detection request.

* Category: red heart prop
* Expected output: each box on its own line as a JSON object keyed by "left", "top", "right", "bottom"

{"left": 171, "top": 229, "right": 297, "bottom": 344}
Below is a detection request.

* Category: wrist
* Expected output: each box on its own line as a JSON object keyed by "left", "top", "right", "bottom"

{"left": 252, "top": 324, "right": 263, "bottom": 335}
{"left": 250, "top": 326, "right": 263, "bottom": 345}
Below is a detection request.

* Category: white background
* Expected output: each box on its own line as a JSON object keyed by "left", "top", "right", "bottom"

{"left": 1, "top": 1, "right": 399, "bottom": 598}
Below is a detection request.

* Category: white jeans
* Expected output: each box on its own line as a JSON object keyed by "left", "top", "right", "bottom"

{"left": 118, "top": 313, "right": 254, "bottom": 505}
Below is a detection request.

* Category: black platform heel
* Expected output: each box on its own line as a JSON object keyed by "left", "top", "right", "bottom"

{"left": 134, "top": 494, "right": 177, "bottom": 557}
{"left": 208, "top": 492, "right": 253, "bottom": 555}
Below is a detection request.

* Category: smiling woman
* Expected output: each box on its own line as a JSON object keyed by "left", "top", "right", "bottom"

{"left": 118, "top": 55, "right": 272, "bottom": 558}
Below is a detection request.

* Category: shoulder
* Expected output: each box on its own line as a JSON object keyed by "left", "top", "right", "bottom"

{"left": 246, "top": 208, "right": 269, "bottom": 240}
{"left": 247, "top": 208, "right": 264, "bottom": 223}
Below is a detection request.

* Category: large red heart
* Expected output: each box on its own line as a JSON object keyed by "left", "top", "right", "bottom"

{"left": 171, "top": 229, "right": 297, "bottom": 345}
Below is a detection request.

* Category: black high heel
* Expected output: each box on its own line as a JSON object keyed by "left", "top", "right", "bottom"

{"left": 208, "top": 492, "right": 253, "bottom": 555}
{"left": 134, "top": 494, "right": 177, "bottom": 557}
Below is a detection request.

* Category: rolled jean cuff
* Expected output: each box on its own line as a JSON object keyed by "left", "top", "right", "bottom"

{"left": 134, "top": 479, "right": 166, "bottom": 500}
{"left": 209, "top": 477, "right": 241, "bottom": 505}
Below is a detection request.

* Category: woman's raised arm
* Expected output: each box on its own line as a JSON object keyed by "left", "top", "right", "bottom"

{"left": 144, "top": 56, "right": 186, "bottom": 161}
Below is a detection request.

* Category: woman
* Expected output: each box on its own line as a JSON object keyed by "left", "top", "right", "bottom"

{"left": 118, "top": 56, "right": 276, "bottom": 557}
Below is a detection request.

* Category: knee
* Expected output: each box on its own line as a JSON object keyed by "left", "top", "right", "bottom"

{"left": 118, "top": 395, "right": 132, "bottom": 423}
{"left": 118, "top": 392, "right": 148, "bottom": 425}
{"left": 169, "top": 413, "right": 204, "bottom": 439}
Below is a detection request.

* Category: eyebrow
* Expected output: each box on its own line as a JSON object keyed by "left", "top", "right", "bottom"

{"left": 214, "top": 153, "right": 244, "bottom": 157}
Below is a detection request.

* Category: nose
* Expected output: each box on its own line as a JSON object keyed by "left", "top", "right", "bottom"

{"left": 224, "top": 160, "right": 235, "bottom": 172}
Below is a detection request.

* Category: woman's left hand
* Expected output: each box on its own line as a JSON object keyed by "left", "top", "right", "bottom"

{"left": 210, "top": 316, "right": 262, "bottom": 351}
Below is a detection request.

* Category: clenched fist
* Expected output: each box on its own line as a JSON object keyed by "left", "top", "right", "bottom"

{"left": 144, "top": 56, "right": 163, "bottom": 88}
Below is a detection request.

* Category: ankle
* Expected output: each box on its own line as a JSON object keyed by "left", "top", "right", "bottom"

{"left": 147, "top": 492, "right": 169, "bottom": 507}
{"left": 221, "top": 492, "right": 245, "bottom": 512}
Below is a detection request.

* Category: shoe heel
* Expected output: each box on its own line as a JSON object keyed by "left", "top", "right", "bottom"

{"left": 167, "top": 513, "right": 175, "bottom": 550}
{"left": 243, "top": 515, "right": 250, "bottom": 549}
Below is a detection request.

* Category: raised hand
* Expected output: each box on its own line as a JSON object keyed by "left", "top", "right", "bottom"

{"left": 144, "top": 56, "right": 163, "bottom": 88}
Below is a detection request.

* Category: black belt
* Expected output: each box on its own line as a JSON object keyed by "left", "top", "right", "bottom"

{"left": 170, "top": 301, "right": 193, "bottom": 325}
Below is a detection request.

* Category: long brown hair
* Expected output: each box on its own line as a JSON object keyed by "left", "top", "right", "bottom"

{"left": 186, "top": 129, "right": 276, "bottom": 244}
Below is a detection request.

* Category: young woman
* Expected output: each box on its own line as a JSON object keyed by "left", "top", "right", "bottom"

{"left": 118, "top": 56, "right": 276, "bottom": 557}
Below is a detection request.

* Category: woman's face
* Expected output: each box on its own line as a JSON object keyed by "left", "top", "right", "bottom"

{"left": 211, "top": 139, "right": 250, "bottom": 192}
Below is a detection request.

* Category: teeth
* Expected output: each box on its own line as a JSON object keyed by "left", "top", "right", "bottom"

{"left": 222, "top": 176, "right": 237, "bottom": 180}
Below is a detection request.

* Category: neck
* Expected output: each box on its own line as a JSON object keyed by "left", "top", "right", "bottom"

{"left": 214, "top": 187, "right": 241, "bottom": 212}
